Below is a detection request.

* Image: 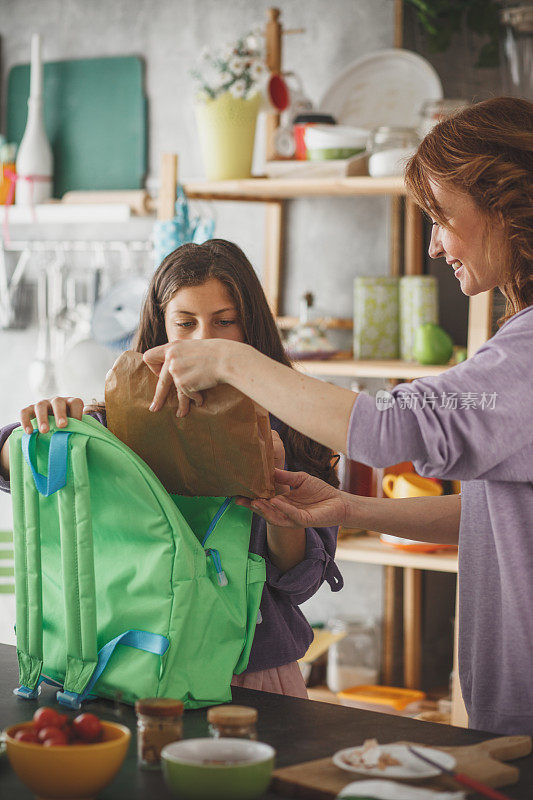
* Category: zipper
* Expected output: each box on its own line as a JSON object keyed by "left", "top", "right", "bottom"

{"left": 205, "top": 547, "right": 228, "bottom": 586}
{"left": 202, "top": 497, "right": 233, "bottom": 587}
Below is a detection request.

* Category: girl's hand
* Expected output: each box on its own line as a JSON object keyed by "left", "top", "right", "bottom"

{"left": 244, "top": 468, "right": 352, "bottom": 528}
{"left": 20, "top": 397, "right": 84, "bottom": 435}
{"left": 143, "top": 339, "right": 242, "bottom": 416}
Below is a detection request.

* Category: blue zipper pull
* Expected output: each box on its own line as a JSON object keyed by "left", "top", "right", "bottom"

{"left": 206, "top": 548, "right": 228, "bottom": 587}
{"left": 201, "top": 497, "right": 233, "bottom": 547}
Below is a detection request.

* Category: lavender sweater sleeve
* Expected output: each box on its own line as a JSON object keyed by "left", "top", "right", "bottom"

{"left": 0, "top": 423, "right": 20, "bottom": 493}
{"left": 253, "top": 415, "right": 343, "bottom": 606}
{"left": 347, "top": 306, "right": 533, "bottom": 482}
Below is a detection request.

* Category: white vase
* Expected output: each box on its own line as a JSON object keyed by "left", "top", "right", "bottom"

{"left": 15, "top": 34, "right": 53, "bottom": 206}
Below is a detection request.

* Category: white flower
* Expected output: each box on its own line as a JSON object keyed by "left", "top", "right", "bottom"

{"left": 245, "top": 33, "right": 261, "bottom": 52}
{"left": 222, "top": 44, "right": 236, "bottom": 61}
{"left": 218, "top": 70, "right": 233, "bottom": 85}
{"left": 193, "top": 30, "right": 266, "bottom": 97}
{"left": 249, "top": 61, "right": 265, "bottom": 81}
{"left": 229, "top": 56, "right": 245, "bottom": 74}
{"left": 230, "top": 79, "right": 246, "bottom": 99}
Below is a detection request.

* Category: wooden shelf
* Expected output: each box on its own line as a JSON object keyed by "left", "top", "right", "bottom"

{"left": 294, "top": 358, "right": 452, "bottom": 379}
{"left": 183, "top": 175, "right": 406, "bottom": 202}
{"left": 276, "top": 316, "right": 352, "bottom": 330}
{"left": 336, "top": 533, "right": 458, "bottom": 573}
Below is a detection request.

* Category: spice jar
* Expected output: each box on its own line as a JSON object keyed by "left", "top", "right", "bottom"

{"left": 367, "top": 126, "right": 419, "bottom": 177}
{"left": 207, "top": 705, "right": 258, "bottom": 740}
{"left": 135, "top": 697, "right": 184, "bottom": 769}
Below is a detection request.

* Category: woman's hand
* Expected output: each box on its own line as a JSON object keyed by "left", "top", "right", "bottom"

{"left": 20, "top": 397, "right": 84, "bottom": 435}
{"left": 271, "top": 429, "right": 292, "bottom": 496}
{"left": 247, "top": 468, "right": 352, "bottom": 529}
{"left": 271, "top": 429, "right": 285, "bottom": 470}
{"left": 143, "top": 339, "right": 243, "bottom": 416}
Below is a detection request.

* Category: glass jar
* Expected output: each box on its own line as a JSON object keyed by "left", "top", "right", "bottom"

{"left": 207, "top": 705, "right": 258, "bottom": 740}
{"left": 367, "top": 126, "right": 419, "bottom": 177}
{"left": 135, "top": 697, "right": 184, "bottom": 769}
{"left": 284, "top": 291, "right": 336, "bottom": 359}
{"left": 326, "top": 617, "right": 379, "bottom": 694}
{"left": 419, "top": 99, "right": 469, "bottom": 138}
{"left": 500, "top": 4, "right": 533, "bottom": 98}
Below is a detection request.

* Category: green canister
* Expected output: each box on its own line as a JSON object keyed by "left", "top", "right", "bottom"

{"left": 353, "top": 276, "right": 399, "bottom": 360}
{"left": 399, "top": 276, "right": 438, "bottom": 361}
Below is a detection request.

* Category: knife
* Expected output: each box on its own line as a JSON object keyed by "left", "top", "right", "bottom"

{"left": 407, "top": 745, "right": 514, "bottom": 800}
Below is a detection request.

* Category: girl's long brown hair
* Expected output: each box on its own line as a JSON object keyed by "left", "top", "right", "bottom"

{"left": 405, "top": 96, "right": 533, "bottom": 324}
{"left": 130, "top": 239, "right": 339, "bottom": 486}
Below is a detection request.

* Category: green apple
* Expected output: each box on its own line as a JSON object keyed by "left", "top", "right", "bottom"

{"left": 454, "top": 347, "right": 468, "bottom": 363}
{"left": 413, "top": 323, "right": 454, "bottom": 365}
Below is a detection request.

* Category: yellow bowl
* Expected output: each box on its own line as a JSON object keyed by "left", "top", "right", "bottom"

{"left": 5, "top": 719, "right": 131, "bottom": 800}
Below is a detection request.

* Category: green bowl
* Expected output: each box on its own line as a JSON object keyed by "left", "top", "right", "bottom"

{"left": 161, "top": 738, "right": 275, "bottom": 800}
{"left": 307, "top": 146, "right": 365, "bottom": 161}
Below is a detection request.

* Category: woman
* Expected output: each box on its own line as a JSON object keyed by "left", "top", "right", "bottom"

{"left": 142, "top": 97, "right": 533, "bottom": 734}
{"left": 0, "top": 239, "right": 343, "bottom": 698}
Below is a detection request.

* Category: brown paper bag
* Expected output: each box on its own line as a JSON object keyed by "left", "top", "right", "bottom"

{"left": 105, "top": 350, "right": 275, "bottom": 498}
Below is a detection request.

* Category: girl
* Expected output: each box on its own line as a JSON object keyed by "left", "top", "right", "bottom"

{"left": 140, "top": 97, "right": 533, "bottom": 734}
{"left": 0, "top": 239, "right": 343, "bottom": 698}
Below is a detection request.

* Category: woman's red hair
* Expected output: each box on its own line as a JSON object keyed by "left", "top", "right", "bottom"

{"left": 405, "top": 96, "right": 533, "bottom": 323}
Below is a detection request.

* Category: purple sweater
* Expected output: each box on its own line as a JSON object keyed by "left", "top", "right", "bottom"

{"left": 348, "top": 304, "right": 533, "bottom": 735}
{"left": 0, "top": 412, "right": 342, "bottom": 673}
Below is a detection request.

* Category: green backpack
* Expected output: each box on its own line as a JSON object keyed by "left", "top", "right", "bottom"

{"left": 9, "top": 414, "right": 266, "bottom": 709}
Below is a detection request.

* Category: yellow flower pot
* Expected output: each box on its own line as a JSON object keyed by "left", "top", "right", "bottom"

{"left": 195, "top": 91, "right": 262, "bottom": 180}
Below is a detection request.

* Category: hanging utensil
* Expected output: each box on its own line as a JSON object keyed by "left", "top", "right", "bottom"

{"left": 28, "top": 265, "right": 57, "bottom": 396}
{"left": 0, "top": 246, "right": 32, "bottom": 329}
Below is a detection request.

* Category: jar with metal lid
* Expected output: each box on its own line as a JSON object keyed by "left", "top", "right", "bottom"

{"left": 135, "top": 697, "right": 184, "bottom": 769}
{"left": 326, "top": 617, "right": 379, "bottom": 694}
{"left": 207, "top": 705, "right": 258, "bottom": 740}
{"left": 368, "top": 126, "right": 419, "bottom": 177}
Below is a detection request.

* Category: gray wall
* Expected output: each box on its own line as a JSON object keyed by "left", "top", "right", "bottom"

{"left": 0, "top": 1, "right": 503, "bottom": 678}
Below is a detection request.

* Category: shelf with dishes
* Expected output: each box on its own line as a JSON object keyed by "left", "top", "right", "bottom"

{"left": 336, "top": 531, "right": 458, "bottom": 573}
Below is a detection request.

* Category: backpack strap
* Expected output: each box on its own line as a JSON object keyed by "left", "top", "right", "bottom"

{"left": 19, "top": 426, "right": 98, "bottom": 697}
{"left": 55, "top": 433, "right": 99, "bottom": 694}
{"left": 10, "top": 431, "right": 46, "bottom": 694}
{"left": 57, "top": 629, "right": 169, "bottom": 708}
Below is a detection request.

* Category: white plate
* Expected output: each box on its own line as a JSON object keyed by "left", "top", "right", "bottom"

{"left": 319, "top": 49, "right": 443, "bottom": 130}
{"left": 332, "top": 743, "right": 456, "bottom": 779}
{"left": 338, "top": 780, "right": 465, "bottom": 800}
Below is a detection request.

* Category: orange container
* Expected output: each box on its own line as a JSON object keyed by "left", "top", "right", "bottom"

{"left": 338, "top": 685, "right": 426, "bottom": 716}
{"left": 0, "top": 163, "right": 15, "bottom": 204}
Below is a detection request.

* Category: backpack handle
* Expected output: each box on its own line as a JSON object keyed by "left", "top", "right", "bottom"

{"left": 21, "top": 429, "right": 71, "bottom": 496}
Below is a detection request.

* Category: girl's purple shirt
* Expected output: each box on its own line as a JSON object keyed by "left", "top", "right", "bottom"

{"left": 348, "top": 304, "right": 533, "bottom": 735}
{"left": 0, "top": 411, "right": 342, "bottom": 673}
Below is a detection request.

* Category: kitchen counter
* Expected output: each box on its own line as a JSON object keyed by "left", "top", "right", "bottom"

{"left": 1, "top": 643, "right": 532, "bottom": 798}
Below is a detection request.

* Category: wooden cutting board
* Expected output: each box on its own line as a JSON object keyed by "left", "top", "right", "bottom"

{"left": 7, "top": 56, "right": 147, "bottom": 197}
{"left": 271, "top": 736, "right": 532, "bottom": 799}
